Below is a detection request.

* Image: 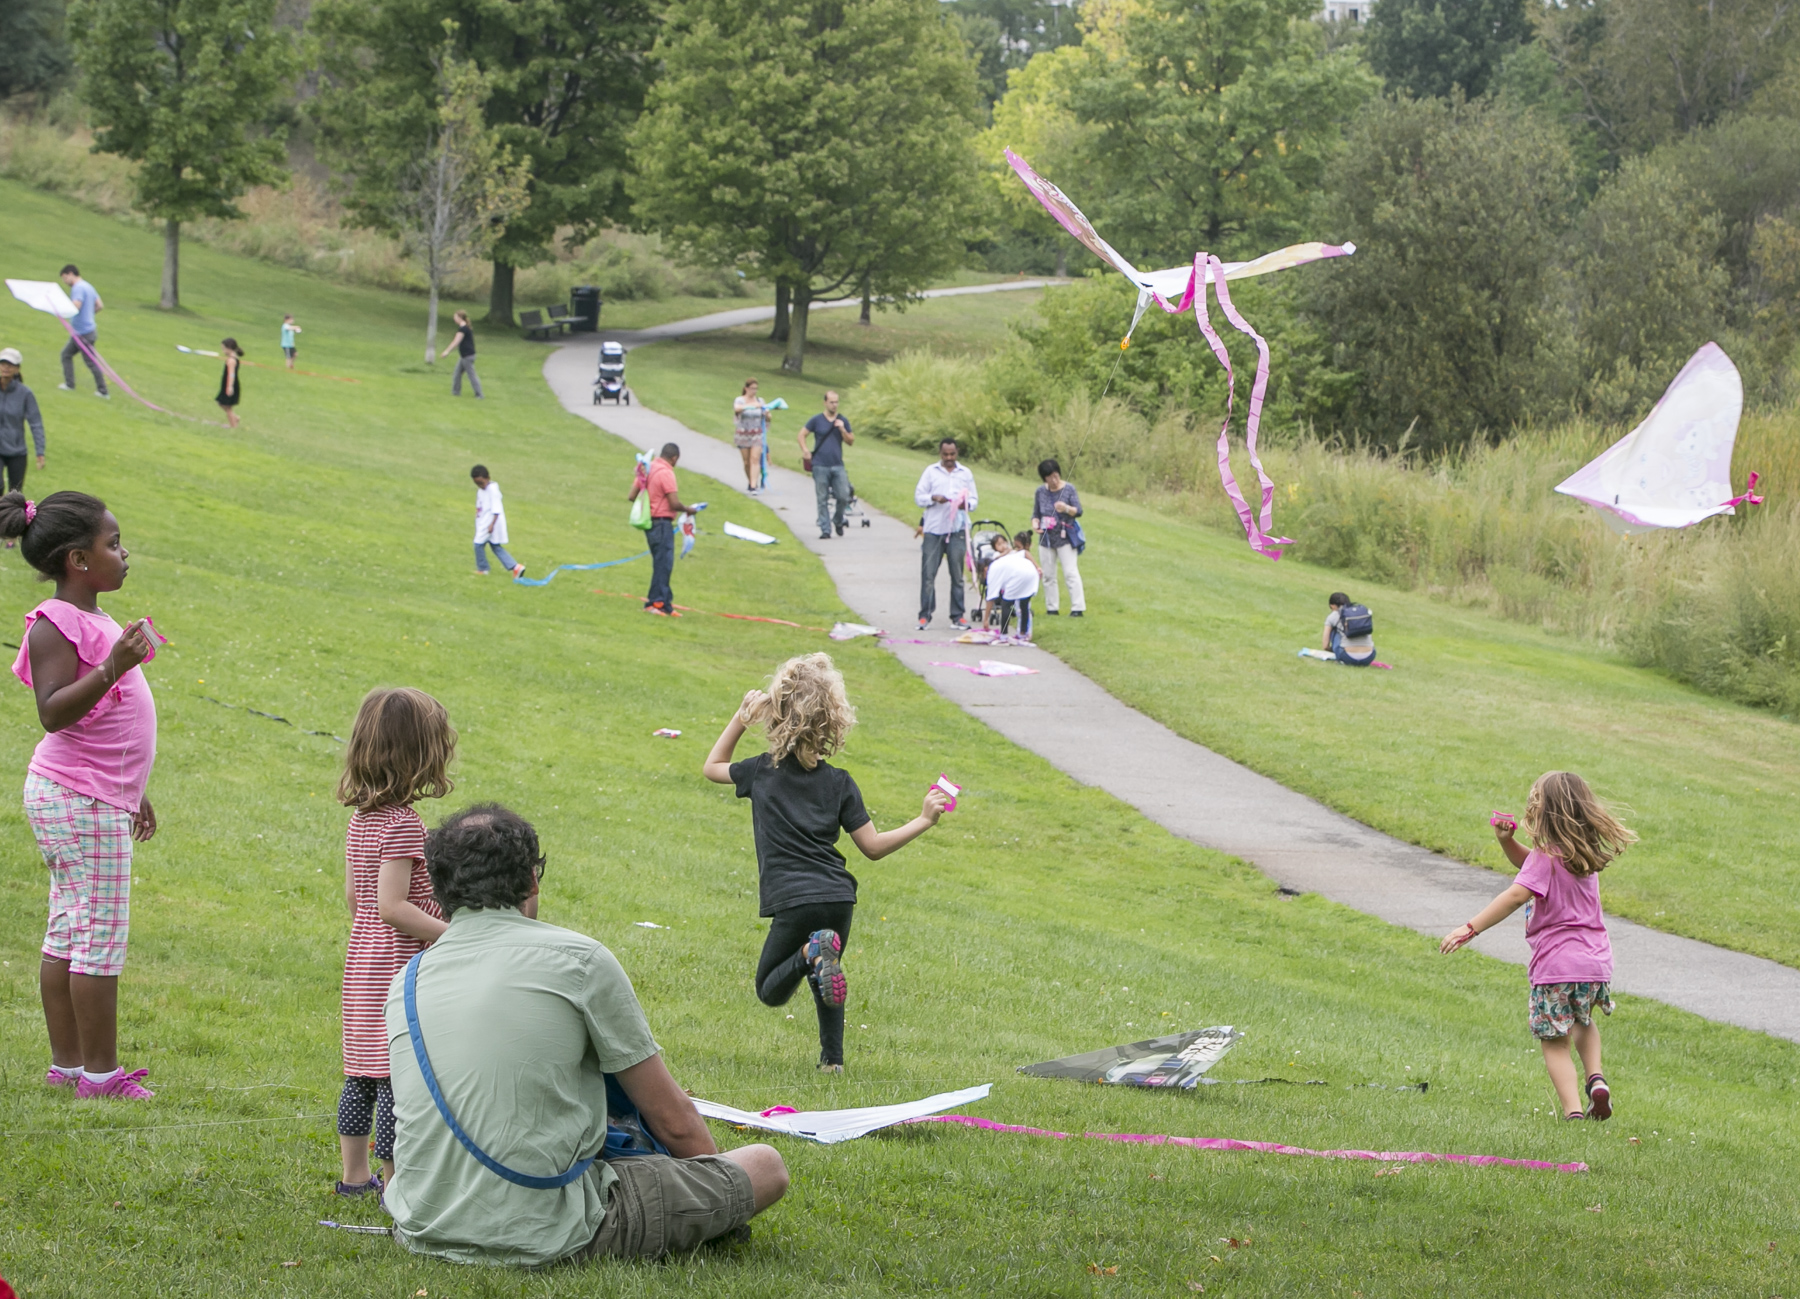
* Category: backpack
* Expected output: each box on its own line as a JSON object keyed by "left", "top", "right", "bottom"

{"left": 1338, "top": 603, "right": 1374, "bottom": 638}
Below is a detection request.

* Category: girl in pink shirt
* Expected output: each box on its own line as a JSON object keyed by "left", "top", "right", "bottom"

{"left": 1, "top": 490, "right": 159, "bottom": 1100}
{"left": 1442, "top": 772, "right": 1636, "bottom": 1121}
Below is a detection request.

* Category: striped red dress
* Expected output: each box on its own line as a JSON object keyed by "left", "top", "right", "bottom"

{"left": 341, "top": 803, "right": 442, "bottom": 1077}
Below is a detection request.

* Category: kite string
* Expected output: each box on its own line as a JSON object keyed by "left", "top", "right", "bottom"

{"left": 63, "top": 321, "right": 223, "bottom": 427}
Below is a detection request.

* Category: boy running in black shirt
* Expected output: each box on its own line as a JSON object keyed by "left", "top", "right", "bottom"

{"left": 703, "top": 653, "right": 951, "bottom": 1071}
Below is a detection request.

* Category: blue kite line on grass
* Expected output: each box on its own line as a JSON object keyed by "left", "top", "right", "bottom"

{"left": 514, "top": 551, "right": 649, "bottom": 587}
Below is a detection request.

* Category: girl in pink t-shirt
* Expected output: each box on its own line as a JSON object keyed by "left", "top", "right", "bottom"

{"left": 1441, "top": 772, "right": 1636, "bottom": 1121}
{"left": 1, "top": 490, "right": 159, "bottom": 1101}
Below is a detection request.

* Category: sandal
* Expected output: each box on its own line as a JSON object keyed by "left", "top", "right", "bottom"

{"left": 335, "top": 1174, "right": 384, "bottom": 1197}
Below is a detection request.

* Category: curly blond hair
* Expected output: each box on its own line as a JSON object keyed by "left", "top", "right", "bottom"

{"left": 746, "top": 653, "right": 856, "bottom": 767}
{"left": 336, "top": 687, "right": 457, "bottom": 812}
{"left": 1524, "top": 771, "right": 1635, "bottom": 877}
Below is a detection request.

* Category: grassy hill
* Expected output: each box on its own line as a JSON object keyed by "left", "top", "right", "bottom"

{"left": 2, "top": 180, "right": 1800, "bottom": 1297}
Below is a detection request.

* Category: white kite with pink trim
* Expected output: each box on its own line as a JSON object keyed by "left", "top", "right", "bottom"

{"left": 1554, "top": 343, "right": 1760, "bottom": 533}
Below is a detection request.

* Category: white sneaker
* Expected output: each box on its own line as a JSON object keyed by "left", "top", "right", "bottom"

{"left": 57, "top": 383, "right": 74, "bottom": 392}
{"left": 95, "top": 391, "right": 111, "bottom": 400}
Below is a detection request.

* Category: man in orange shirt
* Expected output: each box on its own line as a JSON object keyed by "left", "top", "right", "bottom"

{"left": 630, "top": 442, "right": 696, "bottom": 615}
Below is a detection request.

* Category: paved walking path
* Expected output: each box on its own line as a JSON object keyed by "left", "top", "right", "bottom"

{"left": 544, "top": 337, "right": 1800, "bottom": 1044}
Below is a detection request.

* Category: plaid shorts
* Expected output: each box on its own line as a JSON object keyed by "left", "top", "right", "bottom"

{"left": 26, "top": 773, "right": 134, "bottom": 977}
{"left": 1529, "top": 981, "right": 1614, "bottom": 1040}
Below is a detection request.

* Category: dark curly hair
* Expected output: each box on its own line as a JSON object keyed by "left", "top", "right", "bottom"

{"left": 0, "top": 490, "right": 111, "bottom": 581}
{"left": 425, "top": 803, "right": 546, "bottom": 915}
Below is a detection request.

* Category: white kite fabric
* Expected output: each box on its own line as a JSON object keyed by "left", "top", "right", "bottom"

{"left": 692, "top": 1084, "right": 992, "bottom": 1145}
{"left": 5, "top": 279, "right": 78, "bottom": 318}
{"left": 1005, "top": 150, "right": 1353, "bottom": 559}
{"left": 1554, "top": 343, "right": 1761, "bottom": 533}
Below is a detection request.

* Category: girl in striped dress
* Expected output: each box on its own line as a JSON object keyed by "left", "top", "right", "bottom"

{"left": 334, "top": 687, "right": 455, "bottom": 1197}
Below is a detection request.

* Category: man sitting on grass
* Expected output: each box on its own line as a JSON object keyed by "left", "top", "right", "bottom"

{"left": 384, "top": 804, "right": 787, "bottom": 1265}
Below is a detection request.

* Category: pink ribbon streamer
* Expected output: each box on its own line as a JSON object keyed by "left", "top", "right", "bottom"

{"left": 1721, "top": 470, "right": 1764, "bottom": 510}
{"left": 61, "top": 320, "right": 221, "bottom": 426}
{"left": 912, "top": 1113, "right": 1586, "bottom": 1173}
{"left": 1190, "top": 254, "right": 1291, "bottom": 560}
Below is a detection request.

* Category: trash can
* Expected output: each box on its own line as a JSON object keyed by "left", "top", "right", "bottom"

{"left": 571, "top": 285, "right": 602, "bottom": 333}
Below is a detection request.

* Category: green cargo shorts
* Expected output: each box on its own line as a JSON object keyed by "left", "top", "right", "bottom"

{"left": 577, "top": 1155, "right": 755, "bottom": 1260}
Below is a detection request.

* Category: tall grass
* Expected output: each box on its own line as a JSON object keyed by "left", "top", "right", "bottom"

{"left": 0, "top": 108, "right": 749, "bottom": 307}
{"left": 858, "top": 349, "right": 1800, "bottom": 714}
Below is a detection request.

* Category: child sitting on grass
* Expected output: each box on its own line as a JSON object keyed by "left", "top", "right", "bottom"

{"left": 1441, "top": 772, "right": 1635, "bottom": 1121}
{"left": 704, "top": 653, "right": 952, "bottom": 1072}
{"left": 334, "top": 687, "right": 454, "bottom": 1197}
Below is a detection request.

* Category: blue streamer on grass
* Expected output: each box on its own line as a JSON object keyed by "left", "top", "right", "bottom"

{"left": 513, "top": 551, "right": 649, "bottom": 587}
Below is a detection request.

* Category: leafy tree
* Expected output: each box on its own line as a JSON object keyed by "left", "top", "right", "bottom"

{"left": 1535, "top": 0, "right": 1799, "bottom": 156}
{"left": 1364, "top": 0, "right": 1529, "bottom": 100}
{"left": 977, "top": 42, "right": 1095, "bottom": 275}
{"left": 393, "top": 47, "right": 533, "bottom": 364}
{"left": 311, "top": 0, "right": 660, "bottom": 325}
{"left": 1053, "top": 0, "right": 1379, "bottom": 262}
{"left": 631, "top": 0, "right": 985, "bottom": 375}
{"left": 70, "top": 0, "right": 298, "bottom": 309}
{"left": 0, "top": 0, "right": 74, "bottom": 101}
{"left": 1305, "top": 94, "right": 1578, "bottom": 449}
{"left": 944, "top": 0, "right": 1079, "bottom": 105}
{"left": 1575, "top": 155, "right": 1729, "bottom": 419}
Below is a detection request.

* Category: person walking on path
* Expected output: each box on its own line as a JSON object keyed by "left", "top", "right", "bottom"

{"left": 799, "top": 390, "right": 854, "bottom": 540}
{"left": 215, "top": 339, "right": 244, "bottom": 429}
{"left": 470, "top": 466, "right": 526, "bottom": 579}
{"left": 56, "top": 265, "right": 108, "bottom": 399}
{"left": 1442, "top": 773, "right": 1635, "bottom": 1121}
{"left": 440, "top": 311, "right": 483, "bottom": 398}
{"left": 629, "top": 443, "right": 696, "bottom": 615}
{"left": 383, "top": 804, "right": 788, "bottom": 1265}
{"left": 703, "top": 653, "right": 951, "bottom": 1072}
{"left": 1033, "top": 459, "right": 1085, "bottom": 617}
{"left": 1, "top": 490, "right": 159, "bottom": 1100}
{"left": 914, "top": 438, "right": 978, "bottom": 630}
{"left": 280, "top": 314, "right": 302, "bottom": 370}
{"left": 0, "top": 349, "right": 47, "bottom": 524}
{"left": 733, "top": 379, "right": 767, "bottom": 492}
{"left": 334, "top": 687, "right": 454, "bottom": 1198}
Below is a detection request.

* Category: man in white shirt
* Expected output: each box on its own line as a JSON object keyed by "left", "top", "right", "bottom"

{"left": 983, "top": 531, "right": 1040, "bottom": 638}
{"left": 913, "top": 438, "right": 978, "bottom": 629}
{"left": 471, "top": 464, "right": 527, "bottom": 579}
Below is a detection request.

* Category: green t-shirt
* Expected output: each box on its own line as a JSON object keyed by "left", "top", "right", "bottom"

{"left": 383, "top": 907, "right": 661, "bottom": 1266}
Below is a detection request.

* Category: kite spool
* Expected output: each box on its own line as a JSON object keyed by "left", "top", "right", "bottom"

{"left": 932, "top": 774, "right": 961, "bottom": 812}
{"left": 1489, "top": 810, "right": 1517, "bottom": 832}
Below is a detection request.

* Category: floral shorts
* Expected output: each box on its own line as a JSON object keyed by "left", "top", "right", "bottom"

{"left": 27, "top": 772, "right": 134, "bottom": 977}
{"left": 1529, "top": 981, "right": 1613, "bottom": 1039}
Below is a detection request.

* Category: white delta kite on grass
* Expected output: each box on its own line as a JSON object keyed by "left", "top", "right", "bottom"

{"left": 1554, "top": 342, "right": 1763, "bottom": 533}
{"left": 1004, "top": 150, "right": 1354, "bottom": 560}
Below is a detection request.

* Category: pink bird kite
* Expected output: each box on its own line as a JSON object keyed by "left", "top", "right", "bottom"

{"left": 1004, "top": 150, "right": 1355, "bottom": 559}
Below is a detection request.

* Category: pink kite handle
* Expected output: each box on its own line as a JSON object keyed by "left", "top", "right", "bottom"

{"left": 1489, "top": 810, "right": 1517, "bottom": 831}
{"left": 933, "top": 774, "right": 961, "bottom": 812}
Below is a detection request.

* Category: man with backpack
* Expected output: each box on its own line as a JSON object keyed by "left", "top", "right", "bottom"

{"left": 1323, "top": 592, "right": 1377, "bottom": 666}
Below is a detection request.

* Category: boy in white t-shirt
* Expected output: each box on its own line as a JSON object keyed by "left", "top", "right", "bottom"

{"left": 983, "top": 531, "right": 1040, "bottom": 637}
{"left": 470, "top": 464, "right": 526, "bottom": 579}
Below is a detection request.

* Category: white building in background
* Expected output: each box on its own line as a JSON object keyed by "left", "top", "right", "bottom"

{"left": 1321, "top": 0, "right": 1372, "bottom": 22}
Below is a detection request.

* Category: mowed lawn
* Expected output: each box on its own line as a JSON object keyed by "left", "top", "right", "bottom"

{"left": 627, "top": 331, "right": 1800, "bottom": 971}
{"left": 1, "top": 181, "right": 1799, "bottom": 1298}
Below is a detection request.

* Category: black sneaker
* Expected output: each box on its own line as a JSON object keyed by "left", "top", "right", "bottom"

{"left": 834, "top": 522, "right": 846, "bottom": 536}
{"left": 1069, "top": 610, "right": 1085, "bottom": 618}
{"left": 819, "top": 530, "right": 832, "bottom": 540}
{"left": 1045, "top": 609, "right": 1060, "bottom": 615}
{"left": 805, "top": 929, "right": 847, "bottom": 1007}
{"left": 1585, "top": 1074, "right": 1611, "bottom": 1121}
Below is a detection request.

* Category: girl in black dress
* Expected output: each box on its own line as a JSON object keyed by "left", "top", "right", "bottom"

{"left": 216, "top": 338, "right": 243, "bottom": 428}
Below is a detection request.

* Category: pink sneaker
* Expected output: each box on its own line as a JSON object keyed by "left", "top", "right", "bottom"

{"left": 76, "top": 1068, "right": 154, "bottom": 1100}
{"left": 45, "top": 1068, "right": 80, "bottom": 1088}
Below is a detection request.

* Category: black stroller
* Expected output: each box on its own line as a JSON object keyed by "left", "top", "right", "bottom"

{"left": 593, "top": 341, "right": 630, "bottom": 405}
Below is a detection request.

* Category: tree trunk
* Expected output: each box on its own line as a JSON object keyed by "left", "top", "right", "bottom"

{"left": 486, "top": 260, "right": 515, "bottom": 326}
{"left": 781, "top": 284, "right": 812, "bottom": 374}
{"left": 770, "top": 282, "right": 791, "bottom": 342}
{"left": 160, "top": 218, "right": 180, "bottom": 310}
{"left": 1055, "top": 244, "right": 1067, "bottom": 278}
{"left": 859, "top": 273, "right": 872, "bottom": 326}
{"left": 425, "top": 277, "right": 441, "bottom": 366}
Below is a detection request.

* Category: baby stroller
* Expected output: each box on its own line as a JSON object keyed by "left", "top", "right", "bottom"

{"left": 968, "top": 519, "right": 1011, "bottom": 620}
{"left": 593, "top": 341, "right": 630, "bottom": 405}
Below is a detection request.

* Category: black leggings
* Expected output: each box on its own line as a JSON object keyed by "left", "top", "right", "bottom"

{"left": 756, "top": 902, "right": 854, "bottom": 1066}
{"left": 1, "top": 455, "right": 26, "bottom": 495}
{"left": 338, "top": 1075, "right": 395, "bottom": 1162}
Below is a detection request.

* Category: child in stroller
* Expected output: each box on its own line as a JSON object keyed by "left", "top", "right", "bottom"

{"left": 593, "top": 341, "right": 630, "bottom": 405}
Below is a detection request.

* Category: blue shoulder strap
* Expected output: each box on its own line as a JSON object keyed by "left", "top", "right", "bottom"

{"left": 402, "top": 952, "right": 596, "bottom": 1190}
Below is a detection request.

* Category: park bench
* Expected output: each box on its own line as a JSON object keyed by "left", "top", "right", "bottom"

{"left": 519, "top": 309, "right": 564, "bottom": 341}
{"left": 547, "top": 303, "right": 576, "bottom": 330}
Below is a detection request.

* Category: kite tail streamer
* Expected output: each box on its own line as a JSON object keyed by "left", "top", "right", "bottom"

{"left": 1722, "top": 470, "right": 1764, "bottom": 510}
{"left": 513, "top": 551, "right": 648, "bottom": 587}
{"left": 63, "top": 321, "right": 224, "bottom": 426}
{"left": 1191, "top": 256, "right": 1258, "bottom": 551}
{"left": 1209, "top": 257, "right": 1292, "bottom": 557}
{"left": 913, "top": 1114, "right": 1586, "bottom": 1173}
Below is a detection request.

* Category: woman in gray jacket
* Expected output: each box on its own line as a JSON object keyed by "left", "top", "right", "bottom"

{"left": 0, "top": 346, "right": 46, "bottom": 495}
